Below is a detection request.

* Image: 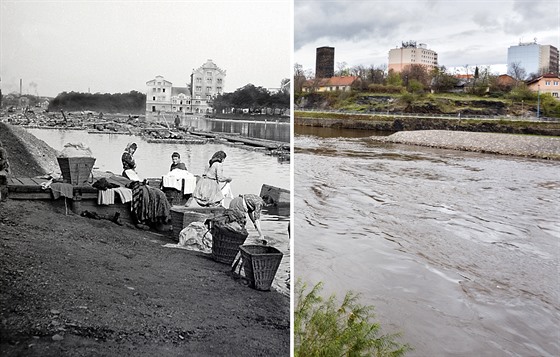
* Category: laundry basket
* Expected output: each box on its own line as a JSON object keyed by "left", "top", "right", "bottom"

{"left": 57, "top": 157, "right": 96, "bottom": 186}
{"left": 239, "top": 245, "right": 283, "bottom": 291}
{"left": 210, "top": 224, "right": 249, "bottom": 264}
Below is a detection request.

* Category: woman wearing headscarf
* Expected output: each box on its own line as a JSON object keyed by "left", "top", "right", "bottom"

{"left": 227, "top": 194, "right": 265, "bottom": 238}
{"left": 122, "top": 142, "right": 140, "bottom": 181}
{"left": 192, "top": 150, "right": 232, "bottom": 207}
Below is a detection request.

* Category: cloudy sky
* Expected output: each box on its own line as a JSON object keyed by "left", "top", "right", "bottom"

{"left": 1, "top": 0, "right": 291, "bottom": 98}
{"left": 295, "top": 0, "right": 560, "bottom": 75}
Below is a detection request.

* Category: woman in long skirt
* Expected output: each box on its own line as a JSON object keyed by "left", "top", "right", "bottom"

{"left": 193, "top": 150, "right": 232, "bottom": 207}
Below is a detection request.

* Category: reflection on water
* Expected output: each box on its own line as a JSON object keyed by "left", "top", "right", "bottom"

{"left": 295, "top": 126, "right": 560, "bottom": 356}
{"left": 180, "top": 117, "right": 290, "bottom": 143}
{"left": 27, "top": 128, "right": 290, "bottom": 295}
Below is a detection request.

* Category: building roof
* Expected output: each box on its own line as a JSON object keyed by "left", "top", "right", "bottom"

{"left": 526, "top": 73, "right": 560, "bottom": 85}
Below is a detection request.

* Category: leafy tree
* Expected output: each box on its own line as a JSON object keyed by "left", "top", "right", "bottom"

{"left": 387, "top": 70, "right": 403, "bottom": 86}
{"left": 430, "top": 66, "right": 458, "bottom": 93}
{"left": 295, "top": 280, "right": 410, "bottom": 357}
{"left": 401, "top": 64, "right": 431, "bottom": 89}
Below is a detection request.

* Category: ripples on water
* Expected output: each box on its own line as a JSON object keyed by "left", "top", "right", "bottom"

{"left": 295, "top": 129, "right": 559, "bottom": 356}
{"left": 27, "top": 128, "right": 290, "bottom": 295}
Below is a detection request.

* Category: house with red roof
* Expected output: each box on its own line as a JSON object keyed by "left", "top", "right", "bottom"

{"left": 302, "top": 76, "right": 361, "bottom": 93}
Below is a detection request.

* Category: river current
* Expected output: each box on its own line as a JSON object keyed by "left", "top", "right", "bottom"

{"left": 294, "top": 126, "right": 559, "bottom": 356}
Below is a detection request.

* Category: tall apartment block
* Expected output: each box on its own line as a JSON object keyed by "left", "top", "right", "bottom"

{"left": 190, "top": 59, "right": 226, "bottom": 114}
{"left": 388, "top": 41, "right": 438, "bottom": 73}
{"left": 507, "top": 41, "right": 559, "bottom": 77}
{"left": 316, "top": 46, "right": 335, "bottom": 78}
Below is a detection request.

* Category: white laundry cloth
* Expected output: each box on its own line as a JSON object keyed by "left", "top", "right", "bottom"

{"left": 162, "top": 169, "right": 197, "bottom": 195}
{"left": 97, "top": 188, "right": 115, "bottom": 205}
{"left": 113, "top": 187, "right": 133, "bottom": 203}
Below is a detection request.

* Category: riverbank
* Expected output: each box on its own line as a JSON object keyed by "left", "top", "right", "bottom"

{"left": 373, "top": 130, "right": 560, "bottom": 160}
{"left": 0, "top": 124, "right": 289, "bottom": 356}
{"left": 295, "top": 111, "right": 560, "bottom": 136}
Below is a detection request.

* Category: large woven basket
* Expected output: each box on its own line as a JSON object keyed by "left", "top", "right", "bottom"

{"left": 211, "top": 225, "right": 249, "bottom": 264}
{"left": 57, "top": 157, "right": 96, "bottom": 186}
{"left": 239, "top": 245, "right": 283, "bottom": 291}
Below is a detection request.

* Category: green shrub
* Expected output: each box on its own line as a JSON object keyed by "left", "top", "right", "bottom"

{"left": 294, "top": 280, "right": 411, "bottom": 357}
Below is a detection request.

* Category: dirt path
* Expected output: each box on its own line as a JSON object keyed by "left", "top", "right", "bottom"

{"left": 0, "top": 199, "right": 289, "bottom": 356}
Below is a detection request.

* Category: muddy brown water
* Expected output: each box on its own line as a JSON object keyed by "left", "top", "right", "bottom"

{"left": 294, "top": 126, "right": 559, "bottom": 356}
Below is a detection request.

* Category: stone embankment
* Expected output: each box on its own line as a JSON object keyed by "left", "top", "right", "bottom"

{"left": 373, "top": 130, "right": 560, "bottom": 160}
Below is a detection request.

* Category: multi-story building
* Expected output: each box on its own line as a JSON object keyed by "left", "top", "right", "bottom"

{"left": 189, "top": 59, "right": 226, "bottom": 114}
{"left": 388, "top": 41, "right": 438, "bottom": 73}
{"left": 507, "top": 41, "right": 559, "bottom": 78}
{"left": 145, "top": 59, "right": 225, "bottom": 121}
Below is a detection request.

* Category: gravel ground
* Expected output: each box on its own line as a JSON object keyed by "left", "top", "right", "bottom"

{"left": 374, "top": 130, "right": 560, "bottom": 160}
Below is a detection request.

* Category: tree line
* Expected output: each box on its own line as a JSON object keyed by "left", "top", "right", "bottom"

{"left": 48, "top": 91, "right": 146, "bottom": 114}
{"left": 294, "top": 62, "right": 551, "bottom": 96}
{"left": 212, "top": 80, "right": 290, "bottom": 115}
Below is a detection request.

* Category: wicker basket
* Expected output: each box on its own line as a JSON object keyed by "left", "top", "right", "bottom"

{"left": 211, "top": 225, "right": 249, "bottom": 264}
{"left": 57, "top": 157, "right": 96, "bottom": 186}
{"left": 239, "top": 245, "right": 283, "bottom": 291}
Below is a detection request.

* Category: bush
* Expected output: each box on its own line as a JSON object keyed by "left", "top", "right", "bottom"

{"left": 294, "top": 280, "right": 411, "bottom": 357}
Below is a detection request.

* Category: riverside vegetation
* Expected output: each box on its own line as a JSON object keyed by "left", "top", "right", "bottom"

{"left": 295, "top": 281, "right": 410, "bottom": 357}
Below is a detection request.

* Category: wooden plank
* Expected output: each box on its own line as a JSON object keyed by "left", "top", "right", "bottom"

{"left": 8, "top": 192, "right": 52, "bottom": 200}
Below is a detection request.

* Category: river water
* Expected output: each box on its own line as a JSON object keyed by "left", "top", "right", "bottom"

{"left": 164, "top": 115, "right": 290, "bottom": 143}
{"left": 294, "top": 126, "right": 559, "bottom": 356}
{"left": 26, "top": 128, "right": 291, "bottom": 296}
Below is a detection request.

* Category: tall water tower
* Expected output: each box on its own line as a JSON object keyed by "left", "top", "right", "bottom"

{"left": 316, "top": 46, "right": 335, "bottom": 78}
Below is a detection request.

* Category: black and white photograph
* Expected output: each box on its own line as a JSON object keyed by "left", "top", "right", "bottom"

{"left": 0, "top": 0, "right": 291, "bottom": 355}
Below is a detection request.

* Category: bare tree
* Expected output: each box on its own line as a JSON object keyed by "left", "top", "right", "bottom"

{"left": 508, "top": 61, "right": 527, "bottom": 81}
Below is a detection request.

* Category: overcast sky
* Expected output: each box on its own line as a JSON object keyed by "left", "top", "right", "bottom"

{"left": 295, "top": 0, "right": 560, "bottom": 75}
{"left": 1, "top": 0, "right": 291, "bottom": 98}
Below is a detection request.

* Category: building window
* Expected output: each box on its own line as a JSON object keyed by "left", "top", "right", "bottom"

{"left": 207, "top": 71, "right": 212, "bottom": 76}
{"left": 153, "top": 96, "right": 156, "bottom": 101}
{"left": 206, "top": 78, "right": 212, "bottom": 84}
{"left": 152, "top": 88, "right": 156, "bottom": 92}
{"left": 163, "top": 88, "right": 165, "bottom": 93}
{"left": 553, "top": 92, "right": 559, "bottom": 97}
{"left": 206, "top": 87, "right": 211, "bottom": 93}
{"left": 196, "top": 77, "right": 202, "bottom": 83}
{"left": 158, "top": 88, "right": 161, "bottom": 92}
{"left": 207, "top": 95, "right": 211, "bottom": 100}
{"left": 545, "top": 81, "right": 551, "bottom": 85}
{"left": 217, "top": 87, "right": 222, "bottom": 93}
{"left": 217, "top": 78, "right": 222, "bottom": 84}
{"left": 554, "top": 81, "right": 559, "bottom": 86}
{"left": 196, "top": 86, "right": 202, "bottom": 92}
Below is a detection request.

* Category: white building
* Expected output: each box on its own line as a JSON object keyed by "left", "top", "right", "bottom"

{"left": 388, "top": 41, "right": 438, "bottom": 73}
{"left": 507, "top": 41, "right": 559, "bottom": 78}
{"left": 145, "top": 59, "right": 225, "bottom": 121}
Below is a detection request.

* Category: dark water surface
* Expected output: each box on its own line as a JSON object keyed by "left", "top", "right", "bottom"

{"left": 27, "top": 128, "right": 290, "bottom": 295}
{"left": 294, "top": 126, "right": 559, "bottom": 356}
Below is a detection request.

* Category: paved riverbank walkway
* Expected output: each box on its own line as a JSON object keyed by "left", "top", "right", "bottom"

{"left": 373, "top": 130, "right": 560, "bottom": 160}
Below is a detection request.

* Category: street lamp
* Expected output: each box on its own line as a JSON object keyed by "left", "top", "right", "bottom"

{"left": 537, "top": 84, "right": 540, "bottom": 119}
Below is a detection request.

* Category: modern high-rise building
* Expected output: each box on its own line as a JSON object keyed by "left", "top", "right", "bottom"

{"left": 315, "top": 46, "right": 335, "bottom": 78}
{"left": 388, "top": 41, "right": 438, "bottom": 73}
{"left": 507, "top": 41, "right": 559, "bottom": 77}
